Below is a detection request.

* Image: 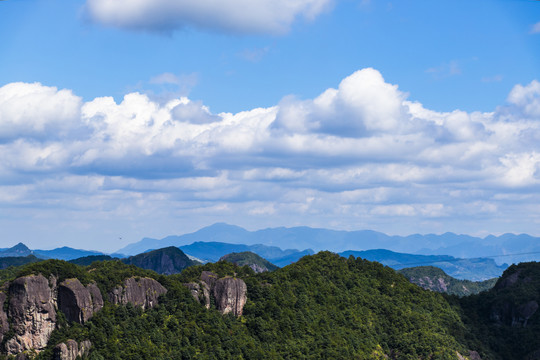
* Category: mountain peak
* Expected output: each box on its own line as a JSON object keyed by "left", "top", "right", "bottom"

{"left": 0, "top": 243, "right": 32, "bottom": 257}
{"left": 12, "top": 242, "right": 30, "bottom": 251}
{"left": 122, "top": 246, "right": 200, "bottom": 275}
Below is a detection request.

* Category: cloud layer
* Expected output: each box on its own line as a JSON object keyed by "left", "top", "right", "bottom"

{"left": 84, "top": 0, "right": 333, "bottom": 34}
{"left": 1, "top": 68, "right": 540, "bottom": 249}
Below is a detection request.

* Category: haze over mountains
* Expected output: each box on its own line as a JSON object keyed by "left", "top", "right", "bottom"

{"left": 2, "top": 223, "right": 539, "bottom": 280}
{"left": 116, "top": 223, "right": 540, "bottom": 265}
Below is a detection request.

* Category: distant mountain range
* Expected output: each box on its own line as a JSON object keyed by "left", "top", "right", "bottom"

{"left": 177, "top": 241, "right": 313, "bottom": 265}
{"left": 3, "top": 223, "right": 539, "bottom": 281}
{"left": 115, "top": 223, "right": 540, "bottom": 265}
{"left": 340, "top": 249, "right": 507, "bottom": 281}
{"left": 0, "top": 243, "right": 105, "bottom": 261}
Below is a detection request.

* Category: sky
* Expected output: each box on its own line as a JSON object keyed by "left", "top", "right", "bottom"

{"left": 0, "top": 0, "right": 540, "bottom": 252}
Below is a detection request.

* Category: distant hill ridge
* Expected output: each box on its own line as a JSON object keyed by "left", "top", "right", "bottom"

{"left": 398, "top": 266, "right": 497, "bottom": 296}
{"left": 340, "top": 249, "right": 507, "bottom": 281}
{"left": 219, "top": 251, "right": 279, "bottom": 273}
{"left": 121, "top": 246, "right": 200, "bottom": 275}
{"left": 115, "top": 223, "right": 540, "bottom": 265}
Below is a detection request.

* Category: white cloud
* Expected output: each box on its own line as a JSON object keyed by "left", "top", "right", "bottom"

{"left": 273, "top": 68, "right": 408, "bottom": 136}
{"left": 426, "top": 60, "right": 461, "bottom": 79}
{"left": 84, "top": 0, "right": 334, "bottom": 34}
{"left": 2, "top": 69, "right": 540, "bottom": 248}
{"left": 0, "top": 82, "right": 82, "bottom": 140}
{"left": 506, "top": 80, "right": 540, "bottom": 118}
{"left": 149, "top": 73, "right": 182, "bottom": 85}
{"left": 531, "top": 22, "right": 540, "bottom": 34}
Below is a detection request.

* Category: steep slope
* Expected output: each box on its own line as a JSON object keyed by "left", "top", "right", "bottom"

{"left": 121, "top": 246, "right": 200, "bottom": 275}
{"left": 398, "top": 266, "right": 496, "bottom": 296}
{"left": 341, "top": 249, "right": 507, "bottom": 281}
{"left": 461, "top": 262, "right": 540, "bottom": 360}
{"left": 219, "top": 251, "right": 279, "bottom": 273}
{"left": 0, "top": 259, "right": 167, "bottom": 357}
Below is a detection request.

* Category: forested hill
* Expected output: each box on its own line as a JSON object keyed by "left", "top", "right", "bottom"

{"left": 398, "top": 266, "right": 497, "bottom": 296}
{"left": 219, "top": 251, "right": 278, "bottom": 273}
{"left": 460, "top": 262, "right": 540, "bottom": 360}
{"left": 121, "top": 246, "right": 200, "bottom": 275}
{"left": 0, "top": 252, "right": 538, "bottom": 359}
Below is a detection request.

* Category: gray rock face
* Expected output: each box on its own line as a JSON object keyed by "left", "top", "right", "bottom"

{"left": 185, "top": 282, "right": 211, "bottom": 309}
{"left": 212, "top": 277, "right": 247, "bottom": 316}
{"left": 185, "top": 271, "right": 247, "bottom": 316}
{"left": 58, "top": 279, "right": 103, "bottom": 324}
{"left": 201, "top": 271, "right": 218, "bottom": 288}
{"left": 109, "top": 277, "right": 167, "bottom": 310}
{"left": 6, "top": 274, "right": 57, "bottom": 355}
{"left": 491, "top": 300, "right": 539, "bottom": 327}
{"left": 53, "top": 339, "right": 91, "bottom": 360}
{"left": 0, "top": 292, "right": 8, "bottom": 343}
{"left": 457, "top": 350, "right": 482, "bottom": 360}
{"left": 495, "top": 269, "right": 522, "bottom": 290}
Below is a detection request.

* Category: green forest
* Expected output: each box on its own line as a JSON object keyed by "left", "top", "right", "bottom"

{"left": 0, "top": 252, "right": 539, "bottom": 359}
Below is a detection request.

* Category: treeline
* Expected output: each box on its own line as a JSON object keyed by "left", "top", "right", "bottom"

{"left": 1, "top": 252, "right": 539, "bottom": 359}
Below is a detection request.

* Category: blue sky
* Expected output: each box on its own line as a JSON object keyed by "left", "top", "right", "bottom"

{"left": 0, "top": 0, "right": 539, "bottom": 252}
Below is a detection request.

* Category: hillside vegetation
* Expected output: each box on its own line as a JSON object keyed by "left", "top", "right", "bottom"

{"left": 121, "top": 246, "right": 200, "bottom": 275}
{"left": 219, "top": 251, "right": 279, "bottom": 273}
{"left": 0, "top": 252, "right": 539, "bottom": 359}
{"left": 398, "top": 266, "right": 496, "bottom": 296}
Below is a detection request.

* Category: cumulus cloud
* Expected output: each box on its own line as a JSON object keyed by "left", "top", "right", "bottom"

{"left": 273, "top": 68, "right": 408, "bottom": 136}
{"left": 1, "top": 69, "right": 540, "bottom": 247}
{"left": 84, "top": 0, "right": 333, "bottom": 34}
{"left": 0, "top": 82, "right": 82, "bottom": 141}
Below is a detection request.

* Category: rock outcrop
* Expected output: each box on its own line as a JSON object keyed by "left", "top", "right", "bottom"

{"left": 109, "top": 277, "right": 167, "bottom": 310}
{"left": 491, "top": 300, "right": 539, "bottom": 327}
{"left": 212, "top": 277, "right": 247, "bottom": 316}
{"left": 457, "top": 351, "right": 482, "bottom": 360}
{"left": 1, "top": 272, "right": 167, "bottom": 357}
{"left": 58, "top": 279, "right": 103, "bottom": 324}
{"left": 185, "top": 271, "right": 247, "bottom": 316}
{"left": 53, "top": 339, "right": 91, "bottom": 360}
{"left": 5, "top": 274, "right": 57, "bottom": 355}
{"left": 0, "top": 291, "right": 8, "bottom": 343}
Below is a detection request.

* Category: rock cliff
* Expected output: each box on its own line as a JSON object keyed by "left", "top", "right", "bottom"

{"left": 58, "top": 279, "right": 103, "bottom": 324}
{"left": 185, "top": 271, "right": 247, "bottom": 316}
{"left": 491, "top": 299, "right": 539, "bottom": 327}
{"left": 0, "top": 291, "right": 8, "bottom": 343}
{"left": 5, "top": 274, "right": 57, "bottom": 355}
{"left": 1, "top": 272, "right": 167, "bottom": 357}
{"left": 489, "top": 265, "right": 539, "bottom": 327}
{"left": 53, "top": 339, "right": 91, "bottom": 360}
{"left": 212, "top": 277, "right": 247, "bottom": 316}
{"left": 109, "top": 277, "right": 167, "bottom": 310}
